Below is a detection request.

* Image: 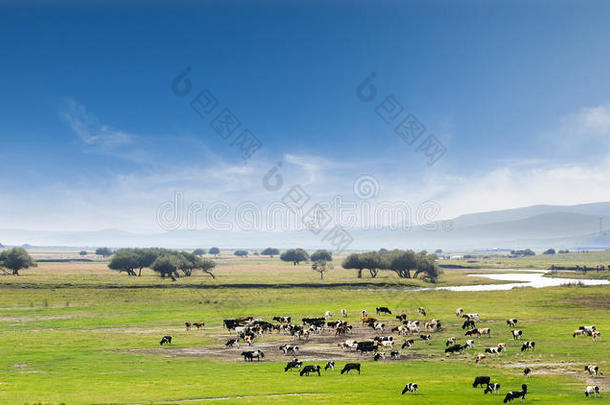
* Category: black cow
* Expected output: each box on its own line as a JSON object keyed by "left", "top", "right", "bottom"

{"left": 341, "top": 363, "right": 361, "bottom": 374}
{"left": 376, "top": 306, "right": 392, "bottom": 315}
{"left": 159, "top": 335, "right": 172, "bottom": 345}
{"left": 462, "top": 320, "right": 476, "bottom": 329}
{"left": 356, "top": 341, "right": 378, "bottom": 353}
{"left": 503, "top": 384, "right": 527, "bottom": 403}
{"left": 473, "top": 376, "right": 491, "bottom": 388}
{"left": 225, "top": 338, "right": 239, "bottom": 348}
{"left": 396, "top": 314, "right": 407, "bottom": 322}
{"left": 300, "top": 365, "right": 321, "bottom": 376}
{"left": 523, "top": 367, "right": 531, "bottom": 377}
{"left": 445, "top": 344, "right": 464, "bottom": 354}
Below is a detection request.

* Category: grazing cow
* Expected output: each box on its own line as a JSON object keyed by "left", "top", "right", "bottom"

{"left": 361, "top": 310, "right": 368, "bottom": 318}
{"left": 325, "top": 311, "right": 333, "bottom": 319}
{"left": 585, "top": 386, "right": 600, "bottom": 397}
{"left": 335, "top": 325, "right": 348, "bottom": 336}
{"left": 244, "top": 335, "right": 253, "bottom": 346}
{"left": 580, "top": 325, "right": 596, "bottom": 334}
{"left": 241, "top": 350, "right": 264, "bottom": 361}
{"left": 506, "top": 318, "right": 518, "bottom": 327}
{"left": 465, "top": 329, "right": 479, "bottom": 337}
{"left": 585, "top": 365, "right": 599, "bottom": 376}
{"left": 341, "top": 363, "right": 361, "bottom": 374}
{"left": 475, "top": 353, "right": 486, "bottom": 364}
{"left": 523, "top": 367, "right": 531, "bottom": 377}
{"left": 573, "top": 329, "right": 586, "bottom": 337}
{"left": 376, "top": 306, "right": 392, "bottom": 315}
{"left": 503, "top": 384, "right": 527, "bottom": 403}
{"left": 361, "top": 317, "right": 377, "bottom": 325}
{"left": 396, "top": 314, "right": 407, "bottom": 322}
{"left": 356, "top": 341, "right": 378, "bottom": 353}
{"left": 392, "top": 325, "right": 408, "bottom": 336}
{"left": 284, "top": 358, "right": 303, "bottom": 372}
{"left": 377, "top": 340, "right": 394, "bottom": 349}
{"left": 497, "top": 343, "right": 507, "bottom": 351}
{"left": 485, "top": 347, "right": 503, "bottom": 356}
{"left": 223, "top": 319, "right": 238, "bottom": 331}
{"left": 464, "top": 340, "right": 475, "bottom": 349}
{"left": 401, "top": 383, "right": 418, "bottom": 394}
{"left": 185, "top": 322, "right": 192, "bottom": 331}
{"left": 302, "top": 317, "right": 325, "bottom": 326}
{"left": 279, "top": 344, "right": 299, "bottom": 355}
{"left": 464, "top": 313, "right": 480, "bottom": 321}
{"left": 225, "top": 338, "right": 239, "bottom": 348}
{"left": 341, "top": 309, "right": 347, "bottom": 318}
{"left": 402, "top": 339, "right": 415, "bottom": 349}
{"left": 300, "top": 365, "right": 321, "bottom": 376}
{"left": 456, "top": 308, "right": 464, "bottom": 317}
{"left": 159, "top": 335, "right": 172, "bottom": 345}
{"left": 445, "top": 344, "right": 464, "bottom": 354}
{"left": 512, "top": 330, "right": 523, "bottom": 340}
{"left": 373, "top": 352, "right": 386, "bottom": 361}
{"left": 446, "top": 337, "right": 456, "bottom": 346}
{"left": 324, "top": 361, "right": 335, "bottom": 371}
{"left": 484, "top": 383, "right": 501, "bottom": 395}
{"left": 417, "top": 307, "right": 426, "bottom": 317}
{"left": 273, "top": 316, "right": 291, "bottom": 323}
{"left": 424, "top": 320, "right": 441, "bottom": 331}
{"left": 390, "top": 351, "right": 400, "bottom": 359}
{"left": 462, "top": 320, "right": 476, "bottom": 329}
{"left": 372, "top": 322, "right": 385, "bottom": 332}
{"left": 521, "top": 341, "right": 535, "bottom": 352}
{"left": 420, "top": 334, "right": 432, "bottom": 344}
{"left": 473, "top": 376, "right": 491, "bottom": 388}
{"left": 339, "top": 339, "right": 358, "bottom": 350}
{"left": 478, "top": 328, "right": 491, "bottom": 337}
{"left": 592, "top": 331, "right": 601, "bottom": 341}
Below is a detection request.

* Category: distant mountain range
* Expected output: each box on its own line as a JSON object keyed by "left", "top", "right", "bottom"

{"left": 1, "top": 202, "right": 610, "bottom": 251}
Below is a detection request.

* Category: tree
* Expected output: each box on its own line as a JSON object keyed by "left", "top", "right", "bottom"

{"left": 193, "top": 248, "right": 207, "bottom": 256}
{"left": 196, "top": 257, "right": 216, "bottom": 279}
{"left": 108, "top": 250, "right": 139, "bottom": 276}
{"left": 388, "top": 249, "right": 417, "bottom": 279}
{"left": 543, "top": 248, "right": 556, "bottom": 255}
{"left": 95, "top": 247, "right": 113, "bottom": 257}
{"left": 435, "top": 249, "right": 443, "bottom": 254}
{"left": 234, "top": 250, "right": 248, "bottom": 257}
{"left": 261, "top": 247, "right": 280, "bottom": 257}
{"left": 280, "top": 248, "right": 309, "bottom": 265}
{"left": 312, "top": 260, "right": 333, "bottom": 280}
{"left": 79, "top": 250, "right": 88, "bottom": 256}
{"left": 209, "top": 247, "right": 220, "bottom": 256}
{"left": 342, "top": 253, "right": 365, "bottom": 278}
{"left": 133, "top": 248, "right": 160, "bottom": 276}
{"left": 0, "top": 247, "right": 36, "bottom": 275}
{"left": 413, "top": 252, "right": 442, "bottom": 283}
{"left": 151, "top": 255, "right": 180, "bottom": 281}
{"left": 359, "top": 251, "right": 385, "bottom": 278}
{"left": 310, "top": 249, "right": 332, "bottom": 262}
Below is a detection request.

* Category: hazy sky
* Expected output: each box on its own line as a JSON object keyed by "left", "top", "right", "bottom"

{"left": 2, "top": 0, "right": 610, "bottom": 232}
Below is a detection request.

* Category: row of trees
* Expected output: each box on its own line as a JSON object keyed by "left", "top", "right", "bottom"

{"left": 108, "top": 248, "right": 216, "bottom": 280}
{"left": 342, "top": 249, "right": 441, "bottom": 282}
{"left": 279, "top": 249, "right": 332, "bottom": 265}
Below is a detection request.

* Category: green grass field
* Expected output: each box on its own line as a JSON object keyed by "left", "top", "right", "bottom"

{"left": 0, "top": 255, "right": 608, "bottom": 404}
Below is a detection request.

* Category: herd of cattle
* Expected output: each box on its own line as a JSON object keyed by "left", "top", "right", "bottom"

{"left": 159, "top": 306, "right": 603, "bottom": 399}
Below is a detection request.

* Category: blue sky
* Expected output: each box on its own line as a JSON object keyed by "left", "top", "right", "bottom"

{"left": 2, "top": 0, "right": 610, "bottom": 233}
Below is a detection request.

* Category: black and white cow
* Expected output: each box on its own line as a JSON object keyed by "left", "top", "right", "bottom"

{"left": 485, "top": 347, "right": 503, "bottom": 356}
{"left": 241, "top": 350, "right": 264, "bottom": 361}
{"left": 341, "top": 363, "right": 361, "bottom": 374}
{"left": 273, "top": 316, "right": 291, "bottom": 323}
{"left": 585, "top": 365, "right": 599, "bottom": 376}
{"left": 512, "top": 330, "right": 523, "bottom": 340}
{"left": 300, "top": 365, "right": 321, "bottom": 376}
{"left": 159, "top": 335, "right": 172, "bottom": 345}
{"left": 507, "top": 318, "right": 518, "bottom": 327}
{"left": 284, "top": 358, "right": 303, "bottom": 372}
{"left": 402, "top": 339, "right": 415, "bottom": 349}
{"left": 401, "top": 383, "right": 418, "bottom": 394}
{"left": 396, "top": 314, "right": 407, "bottom": 322}
{"left": 341, "top": 309, "right": 347, "bottom": 317}
{"left": 445, "top": 344, "right": 464, "bottom": 354}
{"left": 420, "top": 334, "right": 432, "bottom": 344}
{"left": 390, "top": 351, "right": 400, "bottom": 359}
{"left": 376, "top": 306, "right": 392, "bottom": 315}
{"left": 456, "top": 308, "right": 464, "bottom": 317}
{"left": 473, "top": 376, "right": 491, "bottom": 388}
{"left": 585, "top": 386, "right": 600, "bottom": 397}
{"left": 446, "top": 337, "right": 456, "bottom": 346}
{"left": 484, "top": 383, "right": 501, "bottom": 395}
{"left": 521, "top": 341, "right": 535, "bottom": 352}
{"left": 279, "top": 344, "right": 299, "bottom": 355}
{"left": 373, "top": 352, "right": 386, "bottom": 361}
{"left": 464, "top": 339, "right": 475, "bottom": 349}
{"left": 503, "top": 384, "right": 527, "bottom": 403}
{"left": 523, "top": 367, "right": 531, "bottom": 377}
{"left": 324, "top": 361, "right": 335, "bottom": 371}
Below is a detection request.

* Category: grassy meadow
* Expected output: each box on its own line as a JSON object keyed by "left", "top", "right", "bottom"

{"left": 0, "top": 251, "right": 608, "bottom": 404}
